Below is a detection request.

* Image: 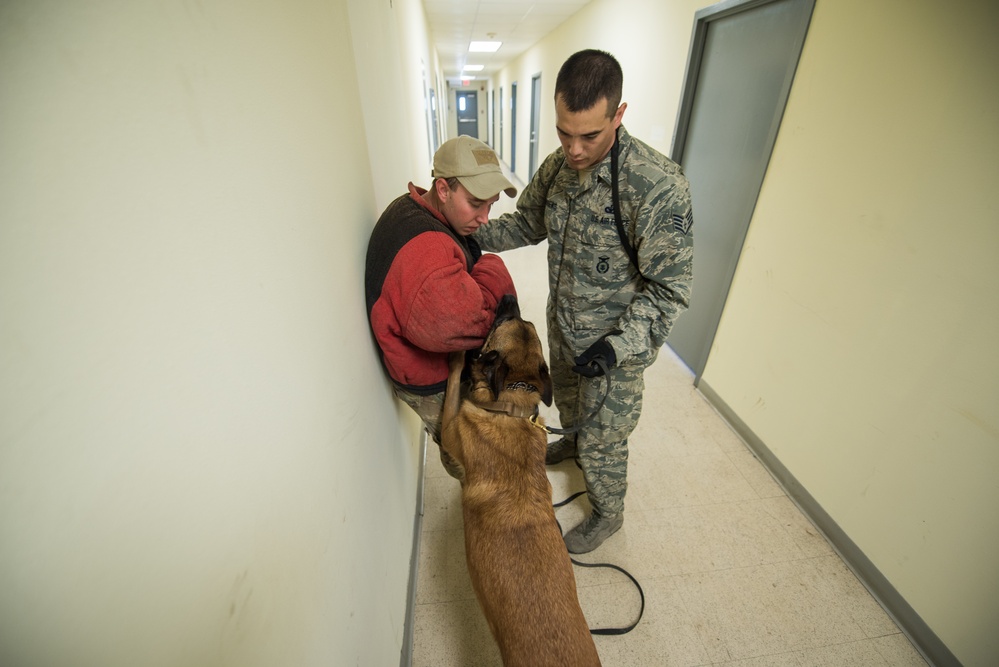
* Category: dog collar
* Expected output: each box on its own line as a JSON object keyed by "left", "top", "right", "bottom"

{"left": 476, "top": 401, "right": 540, "bottom": 420}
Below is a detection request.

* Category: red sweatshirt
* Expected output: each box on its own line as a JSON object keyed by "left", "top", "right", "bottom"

{"left": 365, "top": 184, "right": 516, "bottom": 394}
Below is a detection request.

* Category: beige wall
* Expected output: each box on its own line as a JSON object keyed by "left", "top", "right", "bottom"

{"left": 702, "top": 2, "right": 999, "bottom": 665}
{"left": 490, "top": 0, "right": 702, "bottom": 182}
{"left": 491, "top": 0, "right": 998, "bottom": 665}
{"left": 0, "top": 0, "right": 436, "bottom": 665}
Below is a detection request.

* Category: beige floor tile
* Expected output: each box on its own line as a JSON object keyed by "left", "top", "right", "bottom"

{"left": 868, "top": 633, "right": 929, "bottom": 665}
{"left": 420, "top": 474, "right": 462, "bottom": 532}
{"left": 793, "top": 635, "right": 928, "bottom": 666}
{"left": 675, "top": 558, "right": 881, "bottom": 662}
{"left": 809, "top": 555, "right": 902, "bottom": 639}
{"left": 713, "top": 653, "right": 804, "bottom": 667}
{"left": 414, "top": 529, "right": 449, "bottom": 606}
{"left": 628, "top": 451, "right": 760, "bottom": 511}
{"left": 727, "top": 447, "right": 786, "bottom": 498}
{"left": 415, "top": 526, "right": 475, "bottom": 605}
{"left": 757, "top": 495, "right": 834, "bottom": 559}
{"left": 412, "top": 598, "right": 501, "bottom": 667}
{"left": 651, "top": 500, "right": 812, "bottom": 575}
{"left": 631, "top": 416, "right": 726, "bottom": 460}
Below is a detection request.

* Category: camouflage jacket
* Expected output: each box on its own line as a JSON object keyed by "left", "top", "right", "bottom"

{"left": 473, "top": 126, "right": 693, "bottom": 366}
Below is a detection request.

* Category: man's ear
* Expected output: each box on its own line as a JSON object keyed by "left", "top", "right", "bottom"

{"left": 612, "top": 101, "right": 627, "bottom": 129}
{"left": 433, "top": 177, "right": 450, "bottom": 201}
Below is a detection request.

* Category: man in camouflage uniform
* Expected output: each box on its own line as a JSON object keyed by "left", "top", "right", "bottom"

{"left": 472, "top": 50, "right": 693, "bottom": 553}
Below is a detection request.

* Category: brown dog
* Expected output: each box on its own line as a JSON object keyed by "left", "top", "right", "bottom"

{"left": 441, "top": 295, "right": 601, "bottom": 667}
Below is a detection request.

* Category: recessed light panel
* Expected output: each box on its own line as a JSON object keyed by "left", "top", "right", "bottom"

{"left": 469, "top": 41, "right": 502, "bottom": 52}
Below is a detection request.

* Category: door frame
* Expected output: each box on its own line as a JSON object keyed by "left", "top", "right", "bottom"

{"left": 529, "top": 73, "right": 542, "bottom": 178}
{"left": 455, "top": 89, "right": 479, "bottom": 138}
{"left": 673, "top": 0, "right": 814, "bottom": 163}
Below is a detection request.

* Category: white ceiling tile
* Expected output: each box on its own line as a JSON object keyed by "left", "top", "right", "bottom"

{"left": 424, "top": 0, "right": 595, "bottom": 83}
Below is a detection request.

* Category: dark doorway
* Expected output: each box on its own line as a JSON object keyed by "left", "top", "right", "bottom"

{"left": 456, "top": 90, "right": 478, "bottom": 138}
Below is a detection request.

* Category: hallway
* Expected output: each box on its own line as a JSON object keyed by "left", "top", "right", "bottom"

{"left": 409, "top": 192, "right": 929, "bottom": 666}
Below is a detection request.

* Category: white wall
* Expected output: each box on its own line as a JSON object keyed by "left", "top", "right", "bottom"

{"left": 0, "top": 1, "right": 433, "bottom": 665}
{"left": 490, "top": 0, "right": 998, "bottom": 664}
{"left": 348, "top": 0, "right": 441, "bottom": 209}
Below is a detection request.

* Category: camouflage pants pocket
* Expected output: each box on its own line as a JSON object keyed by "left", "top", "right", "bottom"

{"left": 393, "top": 386, "right": 445, "bottom": 445}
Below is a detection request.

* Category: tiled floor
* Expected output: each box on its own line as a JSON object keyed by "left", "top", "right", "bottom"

{"left": 410, "top": 193, "right": 928, "bottom": 666}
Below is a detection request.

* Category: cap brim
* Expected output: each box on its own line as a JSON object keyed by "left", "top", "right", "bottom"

{"left": 457, "top": 172, "right": 518, "bottom": 200}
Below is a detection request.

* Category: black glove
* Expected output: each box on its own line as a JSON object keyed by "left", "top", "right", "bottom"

{"left": 466, "top": 236, "right": 483, "bottom": 262}
{"left": 572, "top": 335, "right": 618, "bottom": 378}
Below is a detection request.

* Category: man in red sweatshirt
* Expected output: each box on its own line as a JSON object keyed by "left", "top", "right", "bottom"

{"left": 365, "top": 136, "right": 518, "bottom": 478}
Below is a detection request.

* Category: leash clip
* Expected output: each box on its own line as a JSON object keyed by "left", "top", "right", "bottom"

{"left": 529, "top": 413, "right": 551, "bottom": 433}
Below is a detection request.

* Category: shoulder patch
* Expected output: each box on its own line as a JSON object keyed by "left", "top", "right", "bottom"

{"left": 672, "top": 211, "right": 693, "bottom": 236}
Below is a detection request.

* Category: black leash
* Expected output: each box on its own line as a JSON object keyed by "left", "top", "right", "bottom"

{"left": 540, "top": 136, "right": 645, "bottom": 634}
{"left": 554, "top": 491, "right": 646, "bottom": 636}
{"left": 534, "top": 358, "right": 612, "bottom": 436}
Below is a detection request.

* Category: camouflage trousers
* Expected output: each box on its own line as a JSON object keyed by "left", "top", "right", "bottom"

{"left": 549, "top": 326, "right": 645, "bottom": 517}
{"left": 393, "top": 386, "right": 445, "bottom": 444}
{"left": 393, "top": 385, "right": 464, "bottom": 479}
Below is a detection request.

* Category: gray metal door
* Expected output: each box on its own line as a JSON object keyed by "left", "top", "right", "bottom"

{"left": 667, "top": 0, "right": 814, "bottom": 379}
{"left": 456, "top": 90, "right": 478, "bottom": 138}
{"left": 529, "top": 74, "right": 542, "bottom": 178}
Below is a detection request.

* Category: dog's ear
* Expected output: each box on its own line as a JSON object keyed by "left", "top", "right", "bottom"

{"left": 482, "top": 352, "right": 509, "bottom": 401}
{"left": 539, "top": 361, "right": 553, "bottom": 407}
{"left": 493, "top": 294, "right": 520, "bottom": 325}
{"left": 479, "top": 350, "right": 507, "bottom": 400}
{"left": 490, "top": 360, "right": 509, "bottom": 401}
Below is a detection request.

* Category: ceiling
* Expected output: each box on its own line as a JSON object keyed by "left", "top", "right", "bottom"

{"left": 423, "top": 0, "right": 594, "bottom": 86}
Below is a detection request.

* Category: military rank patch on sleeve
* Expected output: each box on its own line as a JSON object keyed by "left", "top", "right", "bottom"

{"left": 672, "top": 211, "right": 693, "bottom": 236}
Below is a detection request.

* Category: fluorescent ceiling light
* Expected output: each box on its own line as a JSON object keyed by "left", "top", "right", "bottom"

{"left": 463, "top": 65, "right": 484, "bottom": 71}
{"left": 469, "top": 41, "right": 501, "bottom": 52}
{"left": 461, "top": 76, "right": 477, "bottom": 80}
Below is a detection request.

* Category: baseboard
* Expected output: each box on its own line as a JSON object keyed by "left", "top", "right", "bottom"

{"left": 399, "top": 432, "right": 428, "bottom": 667}
{"left": 696, "top": 379, "right": 961, "bottom": 667}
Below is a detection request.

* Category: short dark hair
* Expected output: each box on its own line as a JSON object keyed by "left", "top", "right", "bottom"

{"left": 554, "top": 49, "right": 623, "bottom": 118}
